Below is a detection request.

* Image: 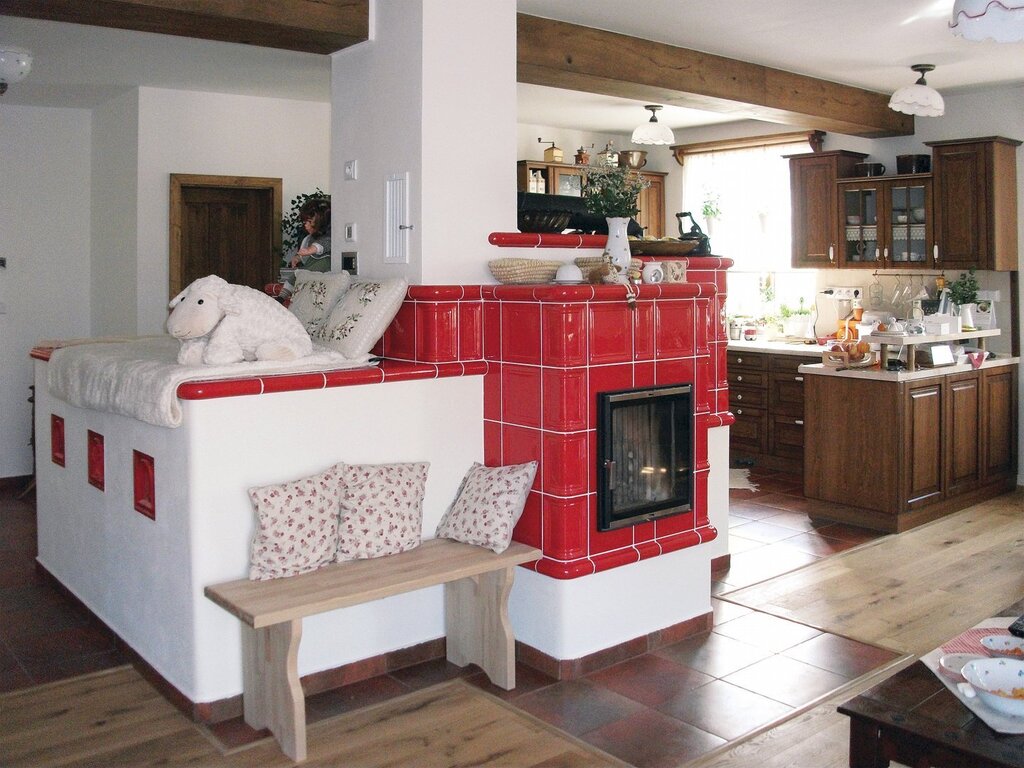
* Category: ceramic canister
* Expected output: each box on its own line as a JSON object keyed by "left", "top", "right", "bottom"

{"left": 641, "top": 262, "right": 664, "bottom": 283}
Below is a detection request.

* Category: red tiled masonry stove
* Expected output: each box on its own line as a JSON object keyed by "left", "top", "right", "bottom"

{"left": 32, "top": 258, "right": 734, "bottom": 581}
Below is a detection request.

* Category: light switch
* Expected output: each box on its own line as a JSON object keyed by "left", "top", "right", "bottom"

{"left": 344, "top": 223, "right": 356, "bottom": 242}
{"left": 343, "top": 160, "right": 358, "bottom": 181}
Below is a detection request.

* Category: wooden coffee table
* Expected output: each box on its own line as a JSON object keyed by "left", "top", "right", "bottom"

{"left": 839, "top": 602, "right": 1024, "bottom": 768}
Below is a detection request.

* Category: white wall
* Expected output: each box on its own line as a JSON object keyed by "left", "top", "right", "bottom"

{"left": 133, "top": 87, "right": 331, "bottom": 334}
{"left": 0, "top": 105, "right": 92, "bottom": 477}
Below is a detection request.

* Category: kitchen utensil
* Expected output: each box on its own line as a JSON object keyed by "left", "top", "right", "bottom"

{"left": 854, "top": 162, "right": 886, "bottom": 177}
{"left": 896, "top": 154, "right": 931, "bottom": 174}
{"left": 869, "top": 276, "right": 883, "bottom": 309}
{"left": 618, "top": 150, "right": 648, "bottom": 169}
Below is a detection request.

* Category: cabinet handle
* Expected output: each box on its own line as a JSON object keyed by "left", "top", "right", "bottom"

{"left": 795, "top": 419, "right": 804, "bottom": 426}
{"left": 736, "top": 375, "right": 743, "bottom": 382}
{"left": 736, "top": 393, "right": 743, "bottom": 400}
{"left": 883, "top": 247, "right": 888, "bottom": 260}
{"left": 933, "top": 244, "right": 939, "bottom": 264}
{"left": 829, "top": 244, "right": 835, "bottom": 263}
{"left": 737, "top": 409, "right": 743, "bottom": 415}
{"left": 736, "top": 357, "right": 742, "bottom": 364}
{"left": 794, "top": 376, "right": 803, "bottom": 382}
{"left": 875, "top": 247, "right": 880, "bottom": 261}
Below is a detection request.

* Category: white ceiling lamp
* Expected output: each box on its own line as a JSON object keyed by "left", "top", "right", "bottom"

{"left": 0, "top": 46, "right": 32, "bottom": 96}
{"left": 888, "top": 64, "right": 945, "bottom": 117}
{"left": 951, "top": 0, "right": 1024, "bottom": 42}
{"left": 631, "top": 105, "right": 675, "bottom": 146}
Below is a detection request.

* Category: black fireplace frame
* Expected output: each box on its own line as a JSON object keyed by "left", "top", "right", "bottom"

{"left": 596, "top": 383, "right": 693, "bottom": 532}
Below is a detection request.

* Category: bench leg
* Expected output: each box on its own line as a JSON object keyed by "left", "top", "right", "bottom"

{"left": 445, "top": 566, "right": 516, "bottom": 689}
{"left": 241, "top": 620, "right": 307, "bottom": 762}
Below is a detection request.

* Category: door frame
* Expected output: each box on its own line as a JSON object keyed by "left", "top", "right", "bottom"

{"left": 169, "top": 174, "right": 283, "bottom": 300}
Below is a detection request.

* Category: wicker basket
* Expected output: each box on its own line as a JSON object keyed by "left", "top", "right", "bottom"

{"left": 488, "top": 258, "right": 563, "bottom": 285}
{"left": 574, "top": 255, "right": 643, "bottom": 282}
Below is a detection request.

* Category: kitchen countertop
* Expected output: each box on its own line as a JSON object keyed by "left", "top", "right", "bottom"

{"left": 798, "top": 354, "right": 1019, "bottom": 382}
{"left": 727, "top": 338, "right": 828, "bottom": 356}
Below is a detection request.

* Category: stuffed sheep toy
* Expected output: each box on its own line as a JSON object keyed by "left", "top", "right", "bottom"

{"left": 167, "top": 275, "right": 313, "bottom": 365}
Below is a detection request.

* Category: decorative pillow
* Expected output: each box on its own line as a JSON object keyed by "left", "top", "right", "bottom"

{"left": 287, "top": 269, "right": 352, "bottom": 334}
{"left": 335, "top": 462, "right": 429, "bottom": 561}
{"left": 312, "top": 278, "right": 408, "bottom": 358}
{"left": 435, "top": 461, "right": 538, "bottom": 554}
{"left": 248, "top": 468, "right": 340, "bottom": 581}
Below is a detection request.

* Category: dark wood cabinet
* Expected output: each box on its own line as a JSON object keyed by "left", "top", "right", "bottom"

{"left": 728, "top": 350, "right": 806, "bottom": 472}
{"left": 805, "top": 364, "right": 1017, "bottom": 533}
{"left": 927, "top": 137, "right": 1020, "bottom": 271}
{"left": 838, "top": 176, "right": 934, "bottom": 269}
{"left": 516, "top": 160, "right": 668, "bottom": 238}
{"left": 788, "top": 151, "right": 866, "bottom": 268}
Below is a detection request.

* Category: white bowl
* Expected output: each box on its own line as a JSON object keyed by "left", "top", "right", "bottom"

{"left": 962, "top": 658, "right": 1024, "bottom": 717}
{"left": 911, "top": 207, "right": 926, "bottom": 223}
{"left": 895, "top": 214, "right": 908, "bottom": 224}
{"left": 981, "top": 634, "right": 1024, "bottom": 659}
{"left": 846, "top": 215, "right": 861, "bottom": 226}
{"left": 939, "top": 653, "right": 985, "bottom": 682}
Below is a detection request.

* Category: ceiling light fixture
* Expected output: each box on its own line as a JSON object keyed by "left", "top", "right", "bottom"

{"left": 888, "top": 64, "right": 945, "bottom": 117}
{"left": 0, "top": 45, "right": 32, "bottom": 96}
{"left": 631, "top": 105, "right": 675, "bottom": 146}
{"left": 951, "top": 0, "right": 1024, "bottom": 42}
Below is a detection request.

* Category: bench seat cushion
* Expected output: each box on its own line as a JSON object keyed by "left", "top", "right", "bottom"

{"left": 248, "top": 467, "right": 341, "bottom": 581}
{"left": 436, "top": 462, "right": 537, "bottom": 553}
{"left": 335, "top": 462, "right": 429, "bottom": 561}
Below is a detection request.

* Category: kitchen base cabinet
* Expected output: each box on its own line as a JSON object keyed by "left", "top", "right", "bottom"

{"left": 804, "top": 365, "right": 1017, "bottom": 533}
{"left": 728, "top": 350, "right": 805, "bottom": 473}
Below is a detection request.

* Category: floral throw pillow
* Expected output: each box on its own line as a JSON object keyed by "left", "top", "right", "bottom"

{"left": 435, "top": 462, "right": 538, "bottom": 554}
{"left": 287, "top": 269, "right": 352, "bottom": 334}
{"left": 312, "top": 278, "right": 408, "bottom": 358}
{"left": 248, "top": 468, "right": 340, "bottom": 581}
{"left": 335, "top": 462, "right": 429, "bottom": 561}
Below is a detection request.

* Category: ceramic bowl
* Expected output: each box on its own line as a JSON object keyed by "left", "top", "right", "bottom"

{"left": 911, "top": 207, "right": 926, "bottom": 223}
{"left": 895, "top": 214, "right": 909, "bottom": 224}
{"left": 846, "top": 215, "right": 861, "bottom": 226}
{"left": 981, "top": 634, "right": 1024, "bottom": 659}
{"left": 939, "top": 653, "right": 985, "bottom": 682}
{"left": 962, "top": 658, "right": 1024, "bottom": 717}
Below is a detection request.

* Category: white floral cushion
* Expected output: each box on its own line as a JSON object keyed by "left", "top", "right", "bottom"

{"left": 287, "top": 269, "right": 352, "bottom": 334}
{"left": 312, "top": 278, "right": 408, "bottom": 358}
{"left": 435, "top": 462, "right": 538, "bottom": 554}
{"left": 335, "top": 462, "right": 428, "bottom": 561}
{"left": 248, "top": 468, "right": 340, "bottom": 581}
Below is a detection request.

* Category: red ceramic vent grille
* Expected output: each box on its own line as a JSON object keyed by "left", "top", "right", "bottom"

{"left": 50, "top": 414, "right": 65, "bottom": 467}
{"left": 132, "top": 450, "right": 155, "bottom": 520}
{"left": 87, "top": 430, "right": 104, "bottom": 491}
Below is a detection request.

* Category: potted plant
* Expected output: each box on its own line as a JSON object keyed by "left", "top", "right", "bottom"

{"left": 581, "top": 165, "right": 649, "bottom": 272}
{"left": 947, "top": 267, "right": 979, "bottom": 328}
{"left": 702, "top": 190, "right": 721, "bottom": 235}
{"left": 282, "top": 188, "right": 330, "bottom": 262}
{"left": 779, "top": 299, "right": 812, "bottom": 338}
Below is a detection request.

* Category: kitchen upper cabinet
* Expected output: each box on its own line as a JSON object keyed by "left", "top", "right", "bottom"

{"left": 789, "top": 151, "right": 866, "bottom": 268}
{"left": 516, "top": 160, "right": 667, "bottom": 238}
{"left": 926, "top": 137, "right": 1020, "bottom": 271}
{"left": 838, "top": 177, "right": 933, "bottom": 269}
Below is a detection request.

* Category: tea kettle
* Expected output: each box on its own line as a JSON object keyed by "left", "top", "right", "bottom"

{"left": 675, "top": 212, "right": 711, "bottom": 255}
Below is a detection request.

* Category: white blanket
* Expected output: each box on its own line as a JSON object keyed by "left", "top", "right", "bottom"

{"left": 47, "top": 335, "right": 375, "bottom": 428}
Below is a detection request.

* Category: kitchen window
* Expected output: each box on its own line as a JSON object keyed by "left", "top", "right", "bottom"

{"left": 679, "top": 135, "right": 817, "bottom": 318}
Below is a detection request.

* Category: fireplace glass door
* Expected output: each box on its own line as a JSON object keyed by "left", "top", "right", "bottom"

{"left": 597, "top": 384, "right": 692, "bottom": 531}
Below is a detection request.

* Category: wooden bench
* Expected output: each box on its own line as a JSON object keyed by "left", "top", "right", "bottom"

{"left": 204, "top": 538, "right": 541, "bottom": 762}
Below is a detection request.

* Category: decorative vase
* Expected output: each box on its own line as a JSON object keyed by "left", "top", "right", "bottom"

{"left": 604, "top": 216, "right": 632, "bottom": 272}
{"left": 958, "top": 303, "right": 975, "bottom": 329}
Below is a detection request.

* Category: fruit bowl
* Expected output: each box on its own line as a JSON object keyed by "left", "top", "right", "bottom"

{"left": 961, "top": 658, "right": 1024, "bottom": 717}
{"left": 822, "top": 340, "right": 875, "bottom": 368}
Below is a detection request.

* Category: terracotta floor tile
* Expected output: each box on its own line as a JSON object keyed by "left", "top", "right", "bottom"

{"left": 464, "top": 662, "right": 557, "bottom": 700}
{"left": 728, "top": 501, "right": 785, "bottom": 521}
{"left": 781, "top": 633, "right": 900, "bottom": 679}
{"left": 658, "top": 678, "right": 794, "bottom": 741}
{"left": 744, "top": 492, "right": 818, "bottom": 513}
{"left": 723, "top": 654, "right": 850, "bottom": 708}
{"left": 782, "top": 531, "right": 862, "bottom": 557}
{"left": 655, "top": 631, "right": 772, "bottom": 679}
{"left": 200, "top": 717, "right": 269, "bottom": 750}
{"left": 4, "top": 624, "right": 120, "bottom": 664}
{"left": 22, "top": 649, "right": 131, "bottom": 686}
{"left": 306, "top": 674, "right": 411, "bottom": 720}
{"left": 726, "top": 533, "right": 763, "bottom": 555}
{"left": 711, "top": 598, "right": 752, "bottom": 626}
{"left": 724, "top": 520, "right": 802, "bottom": 544}
{"left": 717, "top": 543, "right": 820, "bottom": 588}
{"left": 757, "top": 510, "right": 820, "bottom": 533}
{"left": 386, "top": 657, "right": 474, "bottom": 691}
{"left": 812, "top": 521, "right": 885, "bottom": 545}
{"left": 514, "top": 678, "right": 645, "bottom": 736}
{"left": 587, "top": 653, "right": 713, "bottom": 707}
{"left": 581, "top": 707, "right": 726, "bottom": 768}
{"left": 712, "top": 612, "right": 821, "bottom": 654}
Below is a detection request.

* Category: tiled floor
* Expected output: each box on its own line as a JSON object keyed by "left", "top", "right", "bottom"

{"left": 0, "top": 468, "right": 898, "bottom": 767}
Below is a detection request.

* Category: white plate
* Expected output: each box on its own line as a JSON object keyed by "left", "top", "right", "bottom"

{"left": 982, "top": 635, "right": 1024, "bottom": 659}
{"left": 939, "top": 653, "right": 985, "bottom": 682}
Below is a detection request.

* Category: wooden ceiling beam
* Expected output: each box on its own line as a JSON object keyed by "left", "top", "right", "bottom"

{"left": 0, "top": 0, "right": 369, "bottom": 54}
{"left": 517, "top": 14, "right": 914, "bottom": 139}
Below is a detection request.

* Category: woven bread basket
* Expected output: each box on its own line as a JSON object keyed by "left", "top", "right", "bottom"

{"left": 488, "top": 257, "right": 563, "bottom": 285}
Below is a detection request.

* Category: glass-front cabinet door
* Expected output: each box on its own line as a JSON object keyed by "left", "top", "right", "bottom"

{"left": 888, "top": 181, "right": 931, "bottom": 267}
{"left": 840, "top": 182, "right": 882, "bottom": 267}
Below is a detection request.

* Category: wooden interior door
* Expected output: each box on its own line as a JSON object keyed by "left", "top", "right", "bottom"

{"left": 169, "top": 174, "right": 282, "bottom": 299}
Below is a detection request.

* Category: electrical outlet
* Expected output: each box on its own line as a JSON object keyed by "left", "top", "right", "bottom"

{"left": 828, "top": 286, "right": 864, "bottom": 300}
{"left": 344, "top": 223, "right": 356, "bottom": 242}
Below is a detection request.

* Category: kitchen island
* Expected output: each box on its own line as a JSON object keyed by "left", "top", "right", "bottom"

{"left": 800, "top": 342, "right": 1018, "bottom": 532}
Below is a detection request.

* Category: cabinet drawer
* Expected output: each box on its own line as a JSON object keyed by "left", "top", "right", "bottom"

{"left": 728, "top": 370, "right": 767, "bottom": 387}
{"left": 727, "top": 351, "right": 767, "bottom": 370}
{"left": 770, "top": 355, "right": 809, "bottom": 375}
{"left": 769, "top": 413, "right": 805, "bottom": 460}
{"left": 769, "top": 373, "right": 805, "bottom": 416}
{"left": 731, "top": 406, "right": 767, "bottom": 453}
{"left": 730, "top": 386, "right": 767, "bottom": 408}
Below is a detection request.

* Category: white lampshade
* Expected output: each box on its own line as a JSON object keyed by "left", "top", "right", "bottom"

{"left": 951, "top": 0, "right": 1024, "bottom": 42}
{"left": 632, "top": 105, "right": 675, "bottom": 146}
{"left": 0, "top": 46, "right": 32, "bottom": 90}
{"left": 888, "top": 64, "right": 945, "bottom": 118}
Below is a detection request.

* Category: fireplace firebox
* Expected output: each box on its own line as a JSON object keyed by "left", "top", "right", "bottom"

{"left": 597, "top": 384, "right": 693, "bottom": 531}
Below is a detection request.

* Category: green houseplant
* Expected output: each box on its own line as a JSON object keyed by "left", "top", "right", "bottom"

{"left": 282, "top": 188, "right": 330, "bottom": 261}
{"left": 947, "top": 267, "right": 979, "bottom": 308}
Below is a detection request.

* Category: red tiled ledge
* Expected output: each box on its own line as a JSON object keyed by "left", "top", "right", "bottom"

{"left": 30, "top": 345, "right": 487, "bottom": 401}
{"left": 488, "top": 232, "right": 607, "bottom": 248}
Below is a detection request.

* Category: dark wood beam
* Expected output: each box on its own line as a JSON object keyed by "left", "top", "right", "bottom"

{"left": 0, "top": 0, "right": 369, "bottom": 54}
{"left": 517, "top": 14, "right": 913, "bottom": 139}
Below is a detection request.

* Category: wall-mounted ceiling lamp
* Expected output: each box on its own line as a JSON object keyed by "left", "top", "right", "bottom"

{"left": 951, "top": 0, "right": 1024, "bottom": 42}
{"left": 0, "top": 46, "right": 33, "bottom": 95}
{"left": 631, "top": 105, "right": 675, "bottom": 145}
{"left": 888, "top": 64, "right": 945, "bottom": 117}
